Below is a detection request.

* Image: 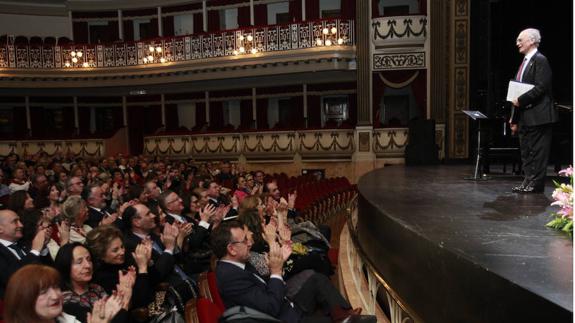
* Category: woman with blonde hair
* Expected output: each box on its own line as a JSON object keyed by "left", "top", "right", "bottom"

{"left": 61, "top": 195, "right": 92, "bottom": 244}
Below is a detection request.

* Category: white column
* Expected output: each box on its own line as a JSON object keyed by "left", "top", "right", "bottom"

{"left": 303, "top": 84, "right": 308, "bottom": 127}
{"left": 25, "top": 96, "right": 31, "bottom": 136}
{"left": 301, "top": 0, "right": 306, "bottom": 21}
{"left": 157, "top": 7, "right": 163, "bottom": 37}
{"left": 68, "top": 10, "right": 74, "bottom": 40}
{"left": 118, "top": 10, "right": 123, "bottom": 40}
{"left": 205, "top": 91, "right": 210, "bottom": 123}
{"left": 252, "top": 88, "right": 257, "bottom": 128}
{"left": 73, "top": 96, "right": 79, "bottom": 135}
{"left": 160, "top": 94, "right": 166, "bottom": 126}
{"left": 202, "top": 1, "right": 208, "bottom": 32}
{"left": 122, "top": 96, "right": 128, "bottom": 127}
{"left": 250, "top": 0, "right": 255, "bottom": 26}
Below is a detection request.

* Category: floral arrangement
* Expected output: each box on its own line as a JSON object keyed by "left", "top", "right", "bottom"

{"left": 546, "top": 166, "right": 573, "bottom": 235}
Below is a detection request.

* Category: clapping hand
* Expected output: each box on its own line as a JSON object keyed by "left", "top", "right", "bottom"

{"left": 132, "top": 241, "right": 152, "bottom": 273}
{"left": 87, "top": 294, "right": 123, "bottom": 323}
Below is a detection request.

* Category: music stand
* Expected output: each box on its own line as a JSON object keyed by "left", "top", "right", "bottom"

{"left": 463, "top": 110, "right": 489, "bottom": 180}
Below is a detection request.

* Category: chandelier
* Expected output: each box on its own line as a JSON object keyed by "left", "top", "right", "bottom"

{"left": 143, "top": 45, "right": 167, "bottom": 64}
{"left": 64, "top": 49, "right": 90, "bottom": 68}
{"left": 316, "top": 27, "right": 344, "bottom": 46}
{"left": 233, "top": 33, "right": 258, "bottom": 55}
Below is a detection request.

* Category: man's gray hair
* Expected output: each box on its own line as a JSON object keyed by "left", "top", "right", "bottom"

{"left": 523, "top": 28, "right": 541, "bottom": 46}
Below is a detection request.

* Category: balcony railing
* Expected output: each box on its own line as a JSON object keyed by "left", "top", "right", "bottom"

{"left": 0, "top": 19, "right": 354, "bottom": 70}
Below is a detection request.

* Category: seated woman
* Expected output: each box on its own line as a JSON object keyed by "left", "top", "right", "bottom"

{"left": 19, "top": 208, "right": 69, "bottom": 260}
{"left": 7, "top": 190, "right": 34, "bottom": 213}
{"left": 238, "top": 196, "right": 333, "bottom": 280}
{"left": 85, "top": 225, "right": 154, "bottom": 309}
{"left": 55, "top": 242, "right": 132, "bottom": 323}
{"left": 61, "top": 195, "right": 92, "bottom": 244}
{"left": 4, "top": 264, "right": 122, "bottom": 323}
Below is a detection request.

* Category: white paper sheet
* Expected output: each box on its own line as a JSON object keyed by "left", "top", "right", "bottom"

{"left": 506, "top": 80, "right": 534, "bottom": 102}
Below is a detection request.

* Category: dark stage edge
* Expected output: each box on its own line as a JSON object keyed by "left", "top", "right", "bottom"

{"left": 357, "top": 165, "right": 573, "bottom": 323}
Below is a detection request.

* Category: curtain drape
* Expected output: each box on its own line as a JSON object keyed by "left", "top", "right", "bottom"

{"left": 193, "top": 13, "right": 204, "bottom": 34}
{"left": 307, "top": 95, "right": 321, "bottom": 128}
{"left": 240, "top": 100, "right": 253, "bottom": 129}
{"left": 238, "top": 6, "right": 251, "bottom": 27}
{"left": 256, "top": 98, "right": 268, "bottom": 129}
{"left": 306, "top": 0, "right": 320, "bottom": 20}
{"left": 289, "top": 0, "right": 302, "bottom": 22}
{"left": 254, "top": 4, "right": 268, "bottom": 26}
{"left": 207, "top": 10, "right": 220, "bottom": 32}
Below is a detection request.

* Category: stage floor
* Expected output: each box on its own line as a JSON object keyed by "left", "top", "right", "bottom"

{"left": 357, "top": 165, "right": 572, "bottom": 322}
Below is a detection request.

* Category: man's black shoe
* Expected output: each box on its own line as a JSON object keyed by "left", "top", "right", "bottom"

{"left": 512, "top": 179, "right": 531, "bottom": 192}
{"left": 519, "top": 185, "right": 544, "bottom": 194}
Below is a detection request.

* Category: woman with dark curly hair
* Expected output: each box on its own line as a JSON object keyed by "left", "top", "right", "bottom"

{"left": 7, "top": 190, "right": 34, "bottom": 213}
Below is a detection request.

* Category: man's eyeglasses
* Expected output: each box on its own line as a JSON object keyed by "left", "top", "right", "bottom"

{"left": 229, "top": 237, "right": 248, "bottom": 245}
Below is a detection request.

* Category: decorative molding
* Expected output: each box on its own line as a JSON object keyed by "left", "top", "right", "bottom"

{"left": 373, "top": 52, "right": 425, "bottom": 70}
{"left": 454, "top": 67, "right": 467, "bottom": 111}
{"left": 372, "top": 128, "right": 408, "bottom": 157}
{"left": 455, "top": 0, "right": 468, "bottom": 16}
{"left": 453, "top": 114, "right": 468, "bottom": 158}
{"left": 454, "top": 20, "right": 467, "bottom": 64}
{"left": 371, "top": 16, "right": 427, "bottom": 48}
{"left": 0, "top": 139, "right": 105, "bottom": 158}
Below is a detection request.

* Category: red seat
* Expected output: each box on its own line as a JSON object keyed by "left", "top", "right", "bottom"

{"left": 206, "top": 272, "right": 225, "bottom": 313}
{"left": 196, "top": 297, "right": 222, "bottom": 323}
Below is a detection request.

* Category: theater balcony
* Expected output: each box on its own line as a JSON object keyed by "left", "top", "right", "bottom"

{"left": 0, "top": 18, "right": 355, "bottom": 91}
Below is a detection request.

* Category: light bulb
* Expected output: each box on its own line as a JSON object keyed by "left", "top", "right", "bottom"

{"left": 325, "top": 39, "right": 332, "bottom": 46}
{"left": 72, "top": 57, "right": 78, "bottom": 63}
{"left": 147, "top": 55, "right": 153, "bottom": 61}
{"left": 247, "top": 35, "right": 253, "bottom": 42}
{"left": 143, "top": 57, "right": 148, "bottom": 63}
{"left": 251, "top": 48, "right": 257, "bottom": 54}
{"left": 233, "top": 50, "right": 238, "bottom": 55}
{"left": 156, "top": 46, "right": 162, "bottom": 53}
{"left": 322, "top": 28, "right": 329, "bottom": 35}
{"left": 149, "top": 46, "right": 155, "bottom": 52}
{"left": 239, "top": 46, "right": 245, "bottom": 53}
{"left": 82, "top": 62, "right": 89, "bottom": 67}
{"left": 160, "top": 57, "right": 166, "bottom": 63}
{"left": 337, "top": 38, "right": 344, "bottom": 45}
{"left": 65, "top": 62, "right": 71, "bottom": 67}
{"left": 239, "top": 35, "right": 244, "bottom": 41}
{"left": 70, "top": 51, "right": 76, "bottom": 57}
{"left": 331, "top": 27, "right": 337, "bottom": 34}
{"left": 316, "top": 39, "right": 323, "bottom": 46}
{"left": 76, "top": 51, "right": 83, "bottom": 58}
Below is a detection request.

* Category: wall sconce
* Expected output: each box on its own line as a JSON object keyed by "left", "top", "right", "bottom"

{"left": 143, "top": 45, "right": 167, "bottom": 64}
{"left": 64, "top": 49, "right": 90, "bottom": 68}
{"left": 316, "top": 26, "right": 343, "bottom": 46}
{"left": 233, "top": 33, "right": 257, "bottom": 55}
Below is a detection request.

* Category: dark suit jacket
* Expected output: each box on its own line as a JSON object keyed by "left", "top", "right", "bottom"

{"left": 87, "top": 207, "right": 124, "bottom": 231}
{"left": 123, "top": 231, "right": 177, "bottom": 285}
{"left": 0, "top": 243, "right": 51, "bottom": 298}
{"left": 215, "top": 261, "right": 301, "bottom": 323}
{"left": 514, "top": 51, "right": 559, "bottom": 126}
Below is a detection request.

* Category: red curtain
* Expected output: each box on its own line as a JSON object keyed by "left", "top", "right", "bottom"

{"left": 30, "top": 106, "right": 44, "bottom": 138}
{"left": 144, "top": 106, "right": 162, "bottom": 134}
{"left": 372, "top": 73, "right": 384, "bottom": 127}
{"left": 73, "top": 22, "right": 89, "bottom": 43}
{"left": 419, "top": 0, "right": 427, "bottom": 14}
{"left": 194, "top": 102, "right": 207, "bottom": 131}
{"left": 208, "top": 10, "right": 220, "bottom": 32}
{"left": 78, "top": 107, "right": 91, "bottom": 136}
{"left": 411, "top": 70, "right": 427, "bottom": 117}
{"left": 341, "top": 0, "right": 356, "bottom": 19}
{"left": 165, "top": 104, "right": 179, "bottom": 130}
{"left": 240, "top": 100, "right": 253, "bottom": 129}
{"left": 254, "top": 4, "right": 268, "bottom": 26}
{"left": 162, "top": 16, "right": 175, "bottom": 37}
{"left": 306, "top": 0, "right": 320, "bottom": 20}
{"left": 209, "top": 101, "right": 224, "bottom": 130}
{"left": 238, "top": 6, "right": 251, "bottom": 27}
{"left": 127, "top": 105, "right": 143, "bottom": 155}
{"left": 290, "top": 96, "right": 304, "bottom": 129}
{"left": 307, "top": 95, "right": 321, "bottom": 128}
{"left": 347, "top": 93, "right": 357, "bottom": 127}
{"left": 62, "top": 106, "right": 75, "bottom": 136}
{"left": 193, "top": 13, "right": 204, "bottom": 34}
{"left": 289, "top": 0, "right": 302, "bottom": 22}
{"left": 123, "top": 20, "right": 134, "bottom": 41}
{"left": 150, "top": 18, "right": 159, "bottom": 38}
{"left": 372, "top": 0, "right": 380, "bottom": 18}
{"left": 256, "top": 98, "right": 268, "bottom": 129}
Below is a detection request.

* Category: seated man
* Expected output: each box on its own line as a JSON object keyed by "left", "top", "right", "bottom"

{"left": 211, "top": 221, "right": 375, "bottom": 323}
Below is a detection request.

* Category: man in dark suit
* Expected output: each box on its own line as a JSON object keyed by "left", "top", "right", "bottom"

{"left": 83, "top": 184, "right": 121, "bottom": 229}
{"left": 0, "top": 209, "right": 51, "bottom": 297}
{"left": 510, "top": 28, "right": 559, "bottom": 193}
{"left": 212, "top": 221, "right": 374, "bottom": 323}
